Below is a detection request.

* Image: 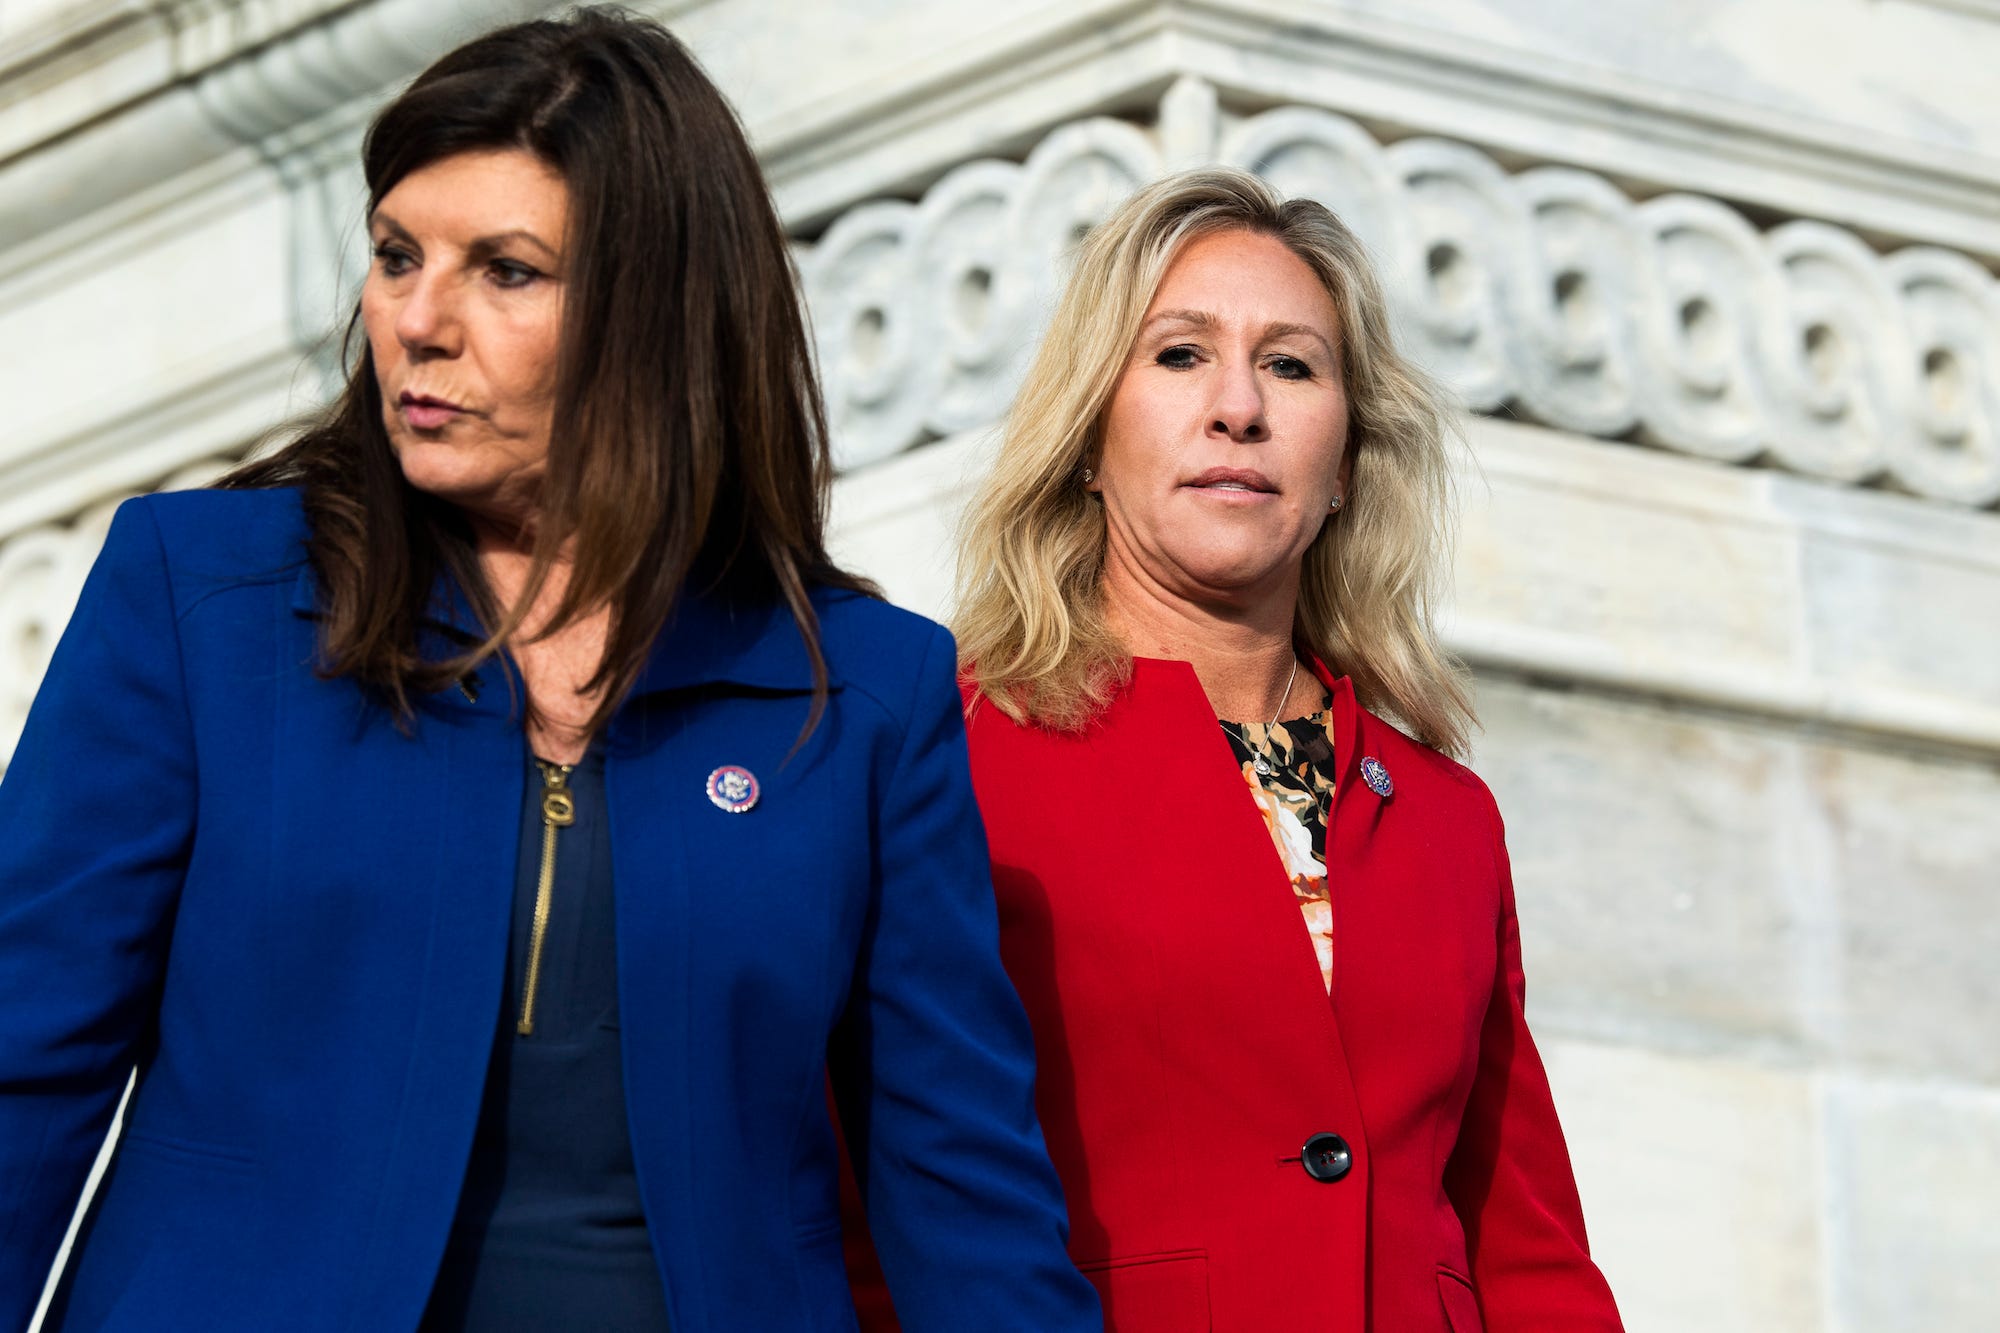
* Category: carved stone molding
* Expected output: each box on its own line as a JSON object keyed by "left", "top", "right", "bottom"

{"left": 758, "top": 0, "right": 2000, "bottom": 265}
{"left": 801, "top": 81, "right": 2000, "bottom": 508}
{"left": 0, "top": 0, "right": 572, "bottom": 271}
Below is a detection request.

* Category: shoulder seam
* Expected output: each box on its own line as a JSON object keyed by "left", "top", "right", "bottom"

{"left": 174, "top": 568, "right": 302, "bottom": 625}
{"left": 129, "top": 490, "right": 308, "bottom": 624}
{"left": 848, "top": 620, "right": 948, "bottom": 756}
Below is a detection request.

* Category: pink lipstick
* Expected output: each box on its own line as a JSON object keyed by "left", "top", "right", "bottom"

{"left": 399, "top": 392, "right": 465, "bottom": 430}
{"left": 1185, "top": 467, "right": 1277, "bottom": 496}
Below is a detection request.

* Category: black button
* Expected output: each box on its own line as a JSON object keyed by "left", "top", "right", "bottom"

{"left": 1300, "top": 1132, "right": 1353, "bottom": 1183}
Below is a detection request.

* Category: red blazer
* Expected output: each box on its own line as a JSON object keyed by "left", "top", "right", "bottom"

{"left": 846, "top": 658, "right": 1621, "bottom": 1332}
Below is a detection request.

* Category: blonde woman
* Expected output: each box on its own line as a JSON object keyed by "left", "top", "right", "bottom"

{"left": 844, "top": 168, "right": 1621, "bottom": 1332}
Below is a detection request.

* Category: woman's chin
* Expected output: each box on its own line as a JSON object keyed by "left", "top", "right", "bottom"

{"left": 1161, "top": 550, "right": 1301, "bottom": 604}
{"left": 394, "top": 447, "right": 511, "bottom": 509}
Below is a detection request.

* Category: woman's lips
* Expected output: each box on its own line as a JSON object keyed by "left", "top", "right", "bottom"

{"left": 400, "top": 393, "right": 465, "bottom": 430}
{"left": 1185, "top": 467, "right": 1277, "bottom": 497}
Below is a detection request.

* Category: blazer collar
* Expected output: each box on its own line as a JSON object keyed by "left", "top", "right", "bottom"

{"left": 631, "top": 586, "right": 831, "bottom": 696}
{"left": 1128, "top": 654, "right": 1367, "bottom": 789}
{"left": 288, "top": 564, "right": 484, "bottom": 640}
{"left": 289, "top": 565, "right": 830, "bottom": 694}
{"left": 1307, "top": 654, "right": 1368, "bottom": 796}
{"left": 1307, "top": 656, "right": 1362, "bottom": 755}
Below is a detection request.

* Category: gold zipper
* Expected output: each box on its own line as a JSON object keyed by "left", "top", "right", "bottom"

{"left": 517, "top": 760, "right": 574, "bottom": 1036}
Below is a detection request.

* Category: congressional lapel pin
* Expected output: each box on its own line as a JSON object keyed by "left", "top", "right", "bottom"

{"left": 706, "top": 764, "right": 760, "bottom": 814}
{"left": 1359, "top": 756, "right": 1394, "bottom": 799}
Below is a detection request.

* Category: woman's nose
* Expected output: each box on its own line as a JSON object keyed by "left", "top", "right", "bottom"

{"left": 395, "top": 272, "right": 461, "bottom": 357}
{"left": 1207, "top": 358, "right": 1268, "bottom": 442}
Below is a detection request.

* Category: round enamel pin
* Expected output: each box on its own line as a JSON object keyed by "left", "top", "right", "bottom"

{"left": 1359, "top": 756, "right": 1394, "bottom": 798}
{"left": 706, "top": 765, "right": 760, "bottom": 813}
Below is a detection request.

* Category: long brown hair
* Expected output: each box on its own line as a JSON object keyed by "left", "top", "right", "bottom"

{"left": 223, "top": 6, "right": 871, "bottom": 736}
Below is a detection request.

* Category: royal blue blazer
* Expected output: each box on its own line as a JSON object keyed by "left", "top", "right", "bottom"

{"left": 0, "top": 487, "right": 1100, "bottom": 1333}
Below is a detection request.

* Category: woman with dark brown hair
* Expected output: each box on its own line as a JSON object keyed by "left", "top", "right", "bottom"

{"left": 0, "top": 10, "right": 1098, "bottom": 1331}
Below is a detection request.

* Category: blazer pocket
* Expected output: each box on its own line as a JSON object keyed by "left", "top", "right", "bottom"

{"left": 1437, "top": 1266, "right": 1485, "bottom": 1333}
{"left": 1077, "top": 1249, "right": 1211, "bottom": 1333}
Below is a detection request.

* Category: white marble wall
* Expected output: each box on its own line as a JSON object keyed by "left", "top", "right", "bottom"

{"left": 5, "top": 2, "right": 1999, "bottom": 1329}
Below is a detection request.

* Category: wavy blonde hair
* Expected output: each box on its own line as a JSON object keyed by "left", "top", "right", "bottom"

{"left": 954, "top": 167, "right": 1474, "bottom": 756}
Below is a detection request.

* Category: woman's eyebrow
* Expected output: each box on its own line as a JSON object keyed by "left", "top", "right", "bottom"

{"left": 1261, "top": 321, "right": 1338, "bottom": 358}
{"left": 468, "top": 229, "right": 560, "bottom": 261}
{"left": 364, "top": 213, "right": 559, "bottom": 262}
{"left": 1142, "top": 308, "right": 1215, "bottom": 333}
{"left": 1144, "top": 308, "right": 1336, "bottom": 358}
{"left": 369, "top": 212, "right": 414, "bottom": 243}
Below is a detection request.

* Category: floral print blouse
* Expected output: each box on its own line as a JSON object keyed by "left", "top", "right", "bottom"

{"left": 1220, "top": 709, "right": 1339, "bottom": 992}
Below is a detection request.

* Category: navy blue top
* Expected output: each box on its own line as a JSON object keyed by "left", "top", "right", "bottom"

{"left": 421, "top": 749, "right": 671, "bottom": 1330}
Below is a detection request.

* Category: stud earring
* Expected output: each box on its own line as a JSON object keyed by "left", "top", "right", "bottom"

{"left": 1082, "top": 467, "right": 1095, "bottom": 484}
{"left": 1328, "top": 494, "right": 1344, "bottom": 512}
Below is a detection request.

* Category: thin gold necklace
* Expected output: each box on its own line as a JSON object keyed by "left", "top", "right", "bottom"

{"left": 1223, "top": 658, "right": 1298, "bottom": 778}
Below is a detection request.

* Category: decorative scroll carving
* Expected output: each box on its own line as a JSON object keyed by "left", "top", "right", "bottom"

{"left": 801, "top": 88, "right": 2000, "bottom": 507}
{"left": 801, "top": 117, "right": 1162, "bottom": 470}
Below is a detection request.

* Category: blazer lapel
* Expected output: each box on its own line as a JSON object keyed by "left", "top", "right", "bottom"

{"left": 341, "top": 691, "right": 527, "bottom": 1329}
{"left": 1129, "top": 659, "right": 1373, "bottom": 1131}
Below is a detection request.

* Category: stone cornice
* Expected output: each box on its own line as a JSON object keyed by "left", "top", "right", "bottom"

{"left": 0, "top": 1, "right": 360, "bottom": 164}
{"left": 761, "top": 0, "right": 2000, "bottom": 264}
{"left": 0, "top": 0, "right": 583, "bottom": 267}
{"left": 9, "top": 0, "right": 2000, "bottom": 272}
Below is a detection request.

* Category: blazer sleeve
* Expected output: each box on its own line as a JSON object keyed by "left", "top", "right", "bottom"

{"left": 828, "top": 624, "right": 1100, "bottom": 1333}
{"left": 0, "top": 499, "right": 194, "bottom": 1320}
{"left": 1442, "top": 791, "right": 1624, "bottom": 1331}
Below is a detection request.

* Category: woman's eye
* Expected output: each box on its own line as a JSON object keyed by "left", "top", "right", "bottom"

{"left": 1156, "top": 344, "right": 1199, "bottom": 369}
{"left": 489, "top": 259, "right": 541, "bottom": 288}
{"left": 372, "top": 244, "right": 415, "bottom": 276}
{"left": 1268, "top": 355, "right": 1314, "bottom": 381}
